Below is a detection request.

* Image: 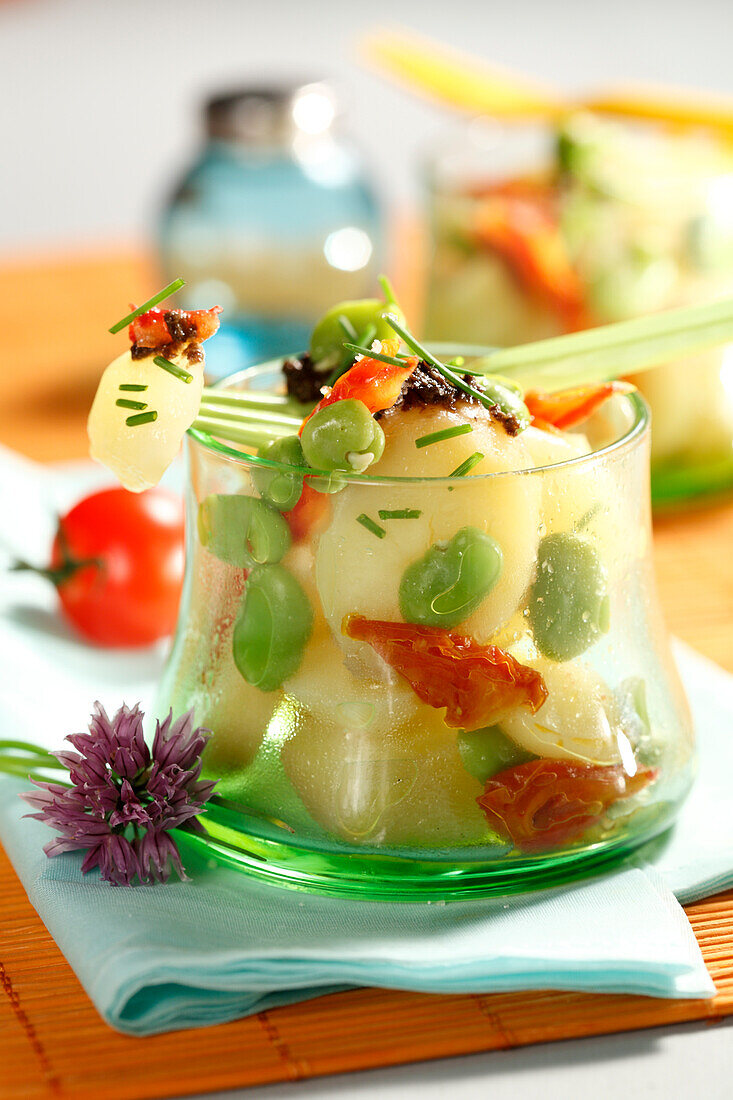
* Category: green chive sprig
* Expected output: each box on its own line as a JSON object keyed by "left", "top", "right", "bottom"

{"left": 356, "top": 514, "right": 386, "bottom": 539}
{"left": 109, "top": 278, "right": 185, "bottom": 334}
{"left": 415, "top": 423, "right": 473, "bottom": 449}
{"left": 126, "top": 410, "right": 158, "bottom": 427}
{"left": 449, "top": 452, "right": 485, "bottom": 479}
{"left": 116, "top": 398, "right": 147, "bottom": 411}
{"left": 154, "top": 355, "right": 194, "bottom": 384}
{"left": 384, "top": 314, "right": 505, "bottom": 413}
{"left": 338, "top": 314, "right": 358, "bottom": 340}
{"left": 378, "top": 509, "right": 422, "bottom": 519}
{"left": 343, "top": 343, "right": 412, "bottom": 369}
{"left": 119, "top": 383, "right": 148, "bottom": 392}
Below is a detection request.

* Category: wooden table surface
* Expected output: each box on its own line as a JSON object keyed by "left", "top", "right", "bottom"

{"left": 1, "top": 249, "right": 732, "bottom": 1100}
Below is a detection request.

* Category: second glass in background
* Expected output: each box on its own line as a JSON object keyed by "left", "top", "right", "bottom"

{"left": 423, "top": 115, "right": 733, "bottom": 505}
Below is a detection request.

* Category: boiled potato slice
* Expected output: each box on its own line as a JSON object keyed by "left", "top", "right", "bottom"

{"left": 316, "top": 404, "right": 541, "bottom": 657}
{"left": 88, "top": 348, "right": 204, "bottom": 492}
{"left": 279, "top": 635, "right": 494, "bottom": 848}
{"left": 500, "top": 658, "right": 628, "bottom": 766}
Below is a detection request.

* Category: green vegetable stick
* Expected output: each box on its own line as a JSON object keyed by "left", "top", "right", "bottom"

{"left": 468, "top": 297, "right": 733, "bottom": 391}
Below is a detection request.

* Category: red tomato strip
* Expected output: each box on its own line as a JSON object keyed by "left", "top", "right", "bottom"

{"left": 478, "top": 759, "right": 657, "bottom": 853}
{"left": 343, "top": 616, "right": 548, "bottom": 730}
{"left": 525, "top": 381, "right": 631, "bottom": 431}
{"left": 473, "top": 194, "right": 586, "bottom": 331}
{"left": 300, "top": 339, "right": 418, "bottom": 433}
{"left": 129, "top": 306, "right": 222, "bottom": 348}
{"left": 282, "top": 480, "right": 331, "bottom": 541}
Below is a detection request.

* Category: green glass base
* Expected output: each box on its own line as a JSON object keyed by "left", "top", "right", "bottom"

{"left": 183, "top": 799, "right": 681, "bottom": 902}
{"left": 652, "top": 454, "right": 733, "bottom": 509}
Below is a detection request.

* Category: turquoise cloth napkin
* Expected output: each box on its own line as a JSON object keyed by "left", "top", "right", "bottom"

{"left": 0, "top": 447, "right": 729, "bottom": 1034}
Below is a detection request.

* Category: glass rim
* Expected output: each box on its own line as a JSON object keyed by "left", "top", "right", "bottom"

{"left": 187, "top": 347, "right": 650, "bottom": 486}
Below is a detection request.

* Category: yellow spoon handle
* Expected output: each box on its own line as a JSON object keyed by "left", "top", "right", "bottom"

{"left": 365, "top": 29, "right": 733, "bottom": 137}
{"left": 363, "top": 30, "right": 567, "bottom": 120}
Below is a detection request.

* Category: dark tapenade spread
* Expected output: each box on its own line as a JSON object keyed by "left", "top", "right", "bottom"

{"left": 131, "top": 310, "right": 203, "bottom": 364}
{"left": 283, "top": 354, "right": 330, "bottom": 403}
{"left": 376, "top": 362, "right": 522, "bottom": 435}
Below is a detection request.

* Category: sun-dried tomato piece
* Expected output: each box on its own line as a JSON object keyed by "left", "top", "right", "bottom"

{"left": 525, "top": 381, "right": 631, "bottom": 431}
{"left": 343, "top": 616, "right": 547, "bottom": 729}
{"left": 300, "top": 339, "right": 418, "bottom": 433}
{"left": 129, "top": 306, "right": 222, "bottom": 349}
{"left": 478, "top": 758, "right": 657, "bottom": 853}
{"left": 473, "top": 194, "right": 586, "bottom": 331}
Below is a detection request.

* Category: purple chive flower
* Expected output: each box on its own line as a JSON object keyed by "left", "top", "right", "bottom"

{"left": 21, "top": 703, "right": 215, "bottom": 886}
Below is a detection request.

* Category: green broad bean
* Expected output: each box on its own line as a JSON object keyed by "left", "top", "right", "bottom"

{"left": 458, "top": 725, "right": 534, "bottom": 784}
{"left": 301, "top": 398, "right": 385, "bottom": 474}
{"left": 474, "top": 375, "right": 531, "bottom": 432}
{"left": 198, "top": 494, "right": 290, "bottom": 568}
{"left": 399, "top": 526, "right": 503, "bottom": 629}
{"left": 232, "top": 564, "right": 313, "bottom": 691}
{"left": 528, "top": 532, "right": 609, "bottom": 662}
{"left": 309, "top": 298, "right": 406, "bottom": 371}
{"left": 253, "top": 435, "right": 306, "bottom": 511}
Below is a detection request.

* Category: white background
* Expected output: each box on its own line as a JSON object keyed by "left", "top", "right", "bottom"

{"left": 3, "top": 1, "right": 733, "bottom": 1095}
{"left": 1, "top": 0, "right": 732, "bottom": 252}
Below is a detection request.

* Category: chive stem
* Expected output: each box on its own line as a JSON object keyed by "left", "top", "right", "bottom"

{"left": 378, "top": 274, "right": 399, "bottom": 306}
{"left": 449, "top": 451, "right": 485, "bottom": 479}
{"left": 116, "top": 398, "right": 147, "bottom": 411}
{"left": 108, "top": 278, "right": 185, "bottom": 334}
{"left": 415, "top": 423, "right": 473, "bottom": 449}
{"left": 154, "top": 355, "right": 194, "bottom": 384}
{"left": 378, "top": 509, "right": 422, "bottom": 519}
{"left": 119, "top": 383, "right": 148, "bottom": 392}
{"left": 337, "top": 314, "right": 358, "bottom": 341}
{"left": 384, "top": 314, "right": 499, "bottom": 411}
{"left": 126, "top": 410, "right": 158, "bottom": 427}
{"left": 343, "top": 343, "right": 411, "bottom": 369}
{"left": 359, "top": 321, "right": 377, "bottom": 348}
{"left": 356, "top": 513, "right": 386, "bottom": 539}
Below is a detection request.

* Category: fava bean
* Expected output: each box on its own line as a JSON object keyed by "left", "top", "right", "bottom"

{"left": 528, "top": 532, "right": 608, "bottom": 661}
{"left": 474, "top": 375, "right": 531, "bottom": 432}
{"left": 232, "top": 564, "right": 313, "bottom": 690}
{"left": 399, "top": 526, "right": 503, "bottom": 629}
{"left": 301, "top": 398, "right": 385, "bottom": 474}
{"left": 310, "top": 299, "right": 406, "bottom": 371}
{"left": 458, "top": 725, "right": 534, "bottom": 784}
{"left": 253, "top": 435, "right": 306, "bottom": 511}
{"left": 198, "top": 494, "right": 290, "bottom": 567}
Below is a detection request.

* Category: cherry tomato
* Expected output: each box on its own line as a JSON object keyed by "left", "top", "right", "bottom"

{"left": 343, "top": 615, "right": 547, "bottom": 730}
{"left": 477, "top": 759, "right": 657, "bottom": 852}
{"left": 44, "top": 487, "right": 184, "bottom": 647}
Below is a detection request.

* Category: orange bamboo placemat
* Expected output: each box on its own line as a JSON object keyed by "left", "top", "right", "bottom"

{"left": 1, "top": 248, "right": 733, "bottom": 1099}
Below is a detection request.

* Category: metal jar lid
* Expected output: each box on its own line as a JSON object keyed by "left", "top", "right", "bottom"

{"left": 205, "top": 81, "right": 338, "bottom": 146}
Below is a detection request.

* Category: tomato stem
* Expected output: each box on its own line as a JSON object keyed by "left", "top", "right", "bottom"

{"left": 10, "top": 522, "right": 103, "bottom": 590}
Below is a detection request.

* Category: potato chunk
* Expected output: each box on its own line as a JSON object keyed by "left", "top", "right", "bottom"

{"left": 88, "top": 348, "right": 204, "bottom": 492}
{"left": 279, "top": 636, "right": 495, "bottom": 848}
{"left": 316, "top": 404, "right": 541, "bottom": 657}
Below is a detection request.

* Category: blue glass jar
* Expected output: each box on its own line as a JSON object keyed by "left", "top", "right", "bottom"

{"left": 158, "top": 82, "right": 383, "bottom": 379}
